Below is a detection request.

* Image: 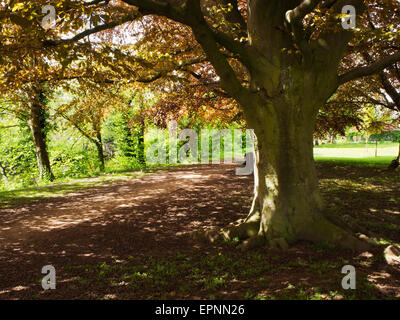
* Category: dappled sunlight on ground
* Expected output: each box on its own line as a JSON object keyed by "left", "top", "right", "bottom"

{"left": 0, "top": 164, "right": 399, "bottom": 299}
{"left": 0, "top": 166, "right": 242, "bottom": 238}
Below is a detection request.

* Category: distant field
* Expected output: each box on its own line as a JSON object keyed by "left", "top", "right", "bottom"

{"left": 314, "top": 142, "right": 398, "bottom": 159}
{"left": 314, "top": 156, "right": 395, "bottom": 168}
{"left": 314, "top": 142, "right": 398, "bottom": 148}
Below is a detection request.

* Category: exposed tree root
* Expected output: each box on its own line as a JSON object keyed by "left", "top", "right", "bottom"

{"left": 384, "top": 245, "right": 400, "bottom": 268}
{"left": 202, "top": 218, "right": 260, "bottom": 244}
{"left": 199, "top": 214, "right": 375, "bottom": 252}
{"left": 387, "top": 157, "right": 399, "bottom": 171}
{"left": 238, "top": 235, "right": 267, "bottom": 251}
{"left": 323, "top": 212, "right": 380, "bottom": 246}
{"left": 300, "top": 216, "right": 374, "bottom": 252}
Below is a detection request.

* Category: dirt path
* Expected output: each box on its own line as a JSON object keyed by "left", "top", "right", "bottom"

{"left": 0, "top": 164, "right": 253, "bottom": 298}
{"left": 1, "top": 164, "right": 399, "bottom": 300}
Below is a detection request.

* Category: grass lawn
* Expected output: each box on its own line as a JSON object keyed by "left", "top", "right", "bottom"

{"left": 314, "top": 142, "right": 398, "bottom": 148}
{"left": 314, "top": 156, "right": 394, "bottom": 168}
{"left": 314, "top": 143, "right": 399, "bottom": 159}
{"left": 0, "top": 166, "right": 184, "bottom": 208}
{"left": 0, "top": 171, "right": 146, "bottom": 208}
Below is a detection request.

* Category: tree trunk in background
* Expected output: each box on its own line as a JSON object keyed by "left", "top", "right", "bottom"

{"left": 29, "top": 100, "right": 54, "bottom": 181}
{"left": 0, "top": 162, "right": 8, "bottom": 183}
{"left": 95, "top": 133, "right": 105, "bottom": 172}
{"left": 121, "top": 115, "right": 137, "bottom": 161}
{"left": 137, "top": 119, "right": 146, "bottom": 169}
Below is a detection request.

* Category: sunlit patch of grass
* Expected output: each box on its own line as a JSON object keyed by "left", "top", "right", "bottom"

{"left": 315, "top": 156, "right": 395, "bottom": 168}
{"left": 0, "top": 164, "right": 208, "bottom": 208}
{"left": 0, "top": 171, "right": 146, "bottom": 208}
{"left": 315, "top": 142, "right": 398, "bottom": 149}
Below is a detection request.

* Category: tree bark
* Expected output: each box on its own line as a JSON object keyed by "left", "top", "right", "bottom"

{"left": 0, "top": 162, "right": 8, "bottom": 183}
{"left": 221, "top": 94, "right": 369, "bottom": 250}
{"left": 121, "top": 114, "right": 137, "bottom": 161}
{"left": 388, "top": 141, "right": 400, "bottom": 170}
{"left": 95, "top": 133, "right": 105, "bottom": 172}
{"left": 29, "top": 101, "right": 55, "bottom": 181}
{"left": 137, "top": 119, "right": 146, "bottom": 168}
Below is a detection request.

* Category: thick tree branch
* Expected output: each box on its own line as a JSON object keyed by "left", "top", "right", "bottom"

{"left": 188, "top": 6, "right": 248, "bottom": 103}
{"left": 284, "top": 1, "right": 321, "bottom": 57}
{"left": 84, "top": 0, "right": 110, "bottom": 5}
{"left": 312, "top": 0, "right": 364, "bottom": 67}
{"left": 43, "top": 15, "right": 138, "bottom": 46}
{"left": 121, "top": 0, "right": 186, "bottom": 23}
{"left": 210, "top": 28, "right": 257, "bottom": 69}
{"left": 60, "top": 113, "right": 98, "bottom": 145}
{"left": 285, "top": 0, "right": 320, "bottom": 24}
{"left": 120, "top": 0, "right": 259, "bottom": 107}
{"left": 338, "top": 52, "right": 400, "bottom": 85}
{"left": 379, "top": 72, "right": 400, "bottom": 106}
{"left": 220, "top": 0, "right": 247, "bottom": 32}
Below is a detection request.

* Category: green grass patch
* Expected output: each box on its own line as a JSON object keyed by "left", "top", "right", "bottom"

{"left": 0, "top": 170, "right": 146, "bottom": 208}
{"left": 314, "top": 156, "right": 393, "bottom": 168}
{"left": 314, "top": 142, "right": 398, "bottom": 149}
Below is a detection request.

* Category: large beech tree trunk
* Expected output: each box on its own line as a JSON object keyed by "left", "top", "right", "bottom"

{"left": 223, "top": 94, "right": 368, "bottom": 250}
{"left": 29, "top": 100, "right": 55, "bottom": 181}
{"left": 388, "top": 141, "right": 400, "bottom": 170}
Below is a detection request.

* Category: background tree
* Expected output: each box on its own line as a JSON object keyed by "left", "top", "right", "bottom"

{"left": 329, "top": 79, "right": 400, "bottom": 166}
{"left": 0, "top": 112, "right": 36, "bottom": 186}
{"left": 57, "top": 83, "right": 121, "bottom": 171}
{"left": 337, "top": 0, "right": 400, "bottom": 166}
{"left": 315, "top": 93, "right": 363, "bottom": 144}
{"left": 0, "top": 0, "right": 149, "bottom": 178}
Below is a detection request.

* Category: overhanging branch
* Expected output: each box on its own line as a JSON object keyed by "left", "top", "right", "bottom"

{"left": 43, "top": 15, "right": 138, "bottom": 46}
{"left": 121, "top": 0, "right": 186, "bottom": 23}
{"left": 338, "top": 52, "right": 400, "bottom": 85}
